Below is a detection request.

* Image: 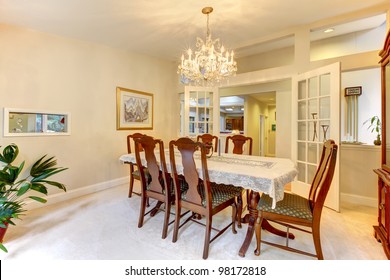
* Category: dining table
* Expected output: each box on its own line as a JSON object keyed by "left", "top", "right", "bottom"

{"left": 119, "top": 149, "right": 298, "bottom": 257}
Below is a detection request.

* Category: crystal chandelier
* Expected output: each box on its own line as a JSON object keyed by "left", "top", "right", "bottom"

{"left": 178, "top": 7, "right": 237, "bottom": 85}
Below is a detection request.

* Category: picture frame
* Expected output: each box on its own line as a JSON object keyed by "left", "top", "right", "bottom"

{"left": 344, "top": 86, "right": 362, "bottom": 96}
{"left": 116, "top": 87, "right": 153, "bottom": 130}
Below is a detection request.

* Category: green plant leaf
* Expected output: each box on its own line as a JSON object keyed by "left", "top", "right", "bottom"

{"left": 0, "top": 242, "right": 8, "bottom": 253}
{"left": 30, "top": 155, "right": 57, "bottom": 177}
{"left": 16, "top": 181, "right": 31, "bottom": 196}
{"left": 0, "top": 144, "right": 18, "bottom": 164}
{"left": 31, "top": 167, "right": 68, "bottom": 182}
{"left": 30, "top": 183, "right": 48, "bottom": 195}
{"left": 28, "top": 196, "right": 47, "bottom": 203}
{"left": 6, "top": 219, "right": 16, "bottom": 226}
{"left": 0, "top": 170, "right": 13, "bottom": 184}
{"left": 39, "top": 180, "right": 67, "bottom": 191}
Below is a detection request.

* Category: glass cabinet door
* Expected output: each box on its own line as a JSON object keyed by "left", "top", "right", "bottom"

{"left": 183, "top": 86, "right": 219, "bottom": 137}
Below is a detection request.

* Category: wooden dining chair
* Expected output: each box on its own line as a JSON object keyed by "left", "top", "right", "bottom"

{"left": 197, "top": 133, "right": 218, "bottom": 153}
{"left": 254, "top": 139, "right": 338, "bottom": 259}
{"left": 169, "top": 137, "right": 244, "bottom": 259}
{"left": 134, "top": 135, "right": 172, "bottom": 239}
{"left": 225, "top": 135, "right": 253, "bottom": 155}
{"left": 127, "top": 133, "right": 146, "bottom": 197}
{"left": 225, "top": 134, "right": 253, "bottom": 207}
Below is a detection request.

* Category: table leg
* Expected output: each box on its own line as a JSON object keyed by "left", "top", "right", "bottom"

{"left": 238, "top": 190, "right": 295, "bottom": 257}
{"left": 239, "top": 191, "right": 259, "bottom": 257}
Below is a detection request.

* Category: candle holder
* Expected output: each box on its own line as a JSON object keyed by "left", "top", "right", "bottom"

{"left": 321, "top": 125, "right": 329, "bottom": 141}
{"left": 311, "top": 113, "right": 318, "bottom": 141}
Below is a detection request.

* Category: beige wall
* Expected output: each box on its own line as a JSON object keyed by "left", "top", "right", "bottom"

{"left": 237, "top": 46, "right": 294, "bottom": 73}
{"left": 244, "top": 95, "right": 269, "bottom": 156}
{"left": 340, "top": 145, "right": 380, "bottom": 206}
{"left": 275, "top": 89, "right": 292, "bottom": 158}
{"left": 0, "top": 24, "right": 179, "bottom": 199}
{"left": 311, "top": 25, "right": 386, "bottom": 61}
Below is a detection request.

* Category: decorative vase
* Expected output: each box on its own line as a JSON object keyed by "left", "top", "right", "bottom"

{"left": 0, "top": 222, "right": 9, "bottom": 243}
{"left": 374, "top": 135, "right": 381, "bottom": 146}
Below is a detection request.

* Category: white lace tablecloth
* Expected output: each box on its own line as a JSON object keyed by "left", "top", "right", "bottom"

{"left": 119, "top": 151, "right": 298, "bottom": 208}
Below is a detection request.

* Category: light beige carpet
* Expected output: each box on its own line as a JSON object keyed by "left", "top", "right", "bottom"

{"left": 0, "top": 182, "right": 387, "bottom": 260}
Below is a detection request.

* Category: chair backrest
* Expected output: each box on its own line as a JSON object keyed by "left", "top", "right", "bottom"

{"left": 134, "top": 135, "right": 169, "bottom": 195}
{"left": 308, "top": 139, "right": 338, "bottom": 218}
{"left": 225, "top": 135, "right": 253, "bottom": 155}
{"left": 169, "top": 137, "right": 212, "bottom": 209}
{"left": 197, "top": 134, "right": 218, "bottom": 152}
{"left": 127, "top": 133, "right": 145, "bottom": 154}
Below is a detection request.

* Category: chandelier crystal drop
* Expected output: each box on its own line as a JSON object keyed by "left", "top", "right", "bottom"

{"left": 178, "top": 7, "right": 237, "bottom": 85}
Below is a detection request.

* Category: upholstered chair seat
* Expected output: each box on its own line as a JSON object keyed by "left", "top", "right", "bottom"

{"left": 257, "top": 192, "right": 313, "bottom": 221}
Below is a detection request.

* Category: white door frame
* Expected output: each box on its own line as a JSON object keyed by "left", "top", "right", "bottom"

{"left": 259, "top": 114, "right": 265, "bottom": 156}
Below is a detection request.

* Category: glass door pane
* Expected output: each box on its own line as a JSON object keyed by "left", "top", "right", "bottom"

{"left": 308, "top": 76, "right": 318, "bottom": 98}
{"left": 184, "top": 87, "right": 218, "bottom": 137}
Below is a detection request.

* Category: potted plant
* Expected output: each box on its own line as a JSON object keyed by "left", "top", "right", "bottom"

{"left": 0, "top": 143, "right": 67, "bottom": 252}
{"left": 364, "top": 115, "right": 382, "bottom": 145}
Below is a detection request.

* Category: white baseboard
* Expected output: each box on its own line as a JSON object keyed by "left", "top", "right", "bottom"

{"left": 23, "top": 179, "right": 377, "bottom": 211}
{"left": 24, "top": 176, "right": 129, "bottom": 211}
{"left": 340, "top": 192, "right": 377, "bottom": 208}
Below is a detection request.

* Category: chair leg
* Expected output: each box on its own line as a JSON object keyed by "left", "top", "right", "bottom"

{"left": 236, "top": 194, "right": 243, "bottom": 228}
{"left": 172, "top": 203, "right": 180, "bottom": 243}
{"left": 254, "top": 215, "right": 263, "bottom": 256}
{"left": 162, "top": 202, "right": 170, "bottom": 239}
{"left": 231, "top": 203, "right": 237, "bottom": 234}
{"left": 203, "top": 216, "right": 212, "bottom": 259}
{"left": 312, "top": 226, "right": 324, "bottom": 260}
{"left": 138, "top": 194, "right": 147, "bottom": 228}
{"left": 128, "top": 173, "right": 134, "bottom": 197}
{"left": 246, "top": 189, "right": 250, "bottom": 207}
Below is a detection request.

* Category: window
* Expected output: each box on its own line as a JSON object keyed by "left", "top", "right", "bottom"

{"left": 3, "top": 108, "right": 70, "bottom": 136}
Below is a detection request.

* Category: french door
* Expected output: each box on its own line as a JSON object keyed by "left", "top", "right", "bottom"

{"left": 182, "top": 86, "right": 219, "bottom": 137}
{"left": 291, "top": 63, "right": 340, "bottom": 212}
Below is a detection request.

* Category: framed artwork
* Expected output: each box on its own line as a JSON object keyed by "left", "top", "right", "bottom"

{"left": 344, "top": 86, "right": 362, "bottom": 96}
{"left": 116, "top": 87, "right": 153, "bottom": 130}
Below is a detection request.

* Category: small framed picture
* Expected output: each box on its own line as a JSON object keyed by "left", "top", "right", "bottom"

{"left": 344, "top": 86, "right": 362, "bottom": 96}
{"left": 116, "top": 87, "right": 153, "bottom": 130}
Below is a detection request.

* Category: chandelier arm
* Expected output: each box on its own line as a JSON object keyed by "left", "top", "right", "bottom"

{"left": 206, "top": 13, "right": 210, "bottom": 39}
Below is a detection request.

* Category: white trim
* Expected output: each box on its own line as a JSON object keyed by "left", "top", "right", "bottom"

{"left": 340, "top": 192, "right": 377, "bottom": 208}
{"left": 340, "top": 143, "right": 381, "bottom": 152}
{"left": 24, "top": 176, "right": 129, "bottom": 211}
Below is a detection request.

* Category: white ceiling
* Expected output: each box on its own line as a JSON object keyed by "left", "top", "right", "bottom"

{"left": 0, "top": 0, "right": 388, "bottom": 61}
